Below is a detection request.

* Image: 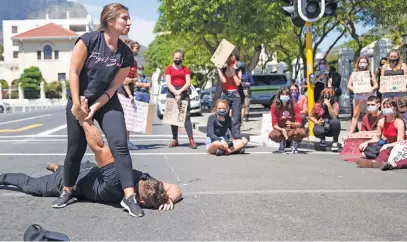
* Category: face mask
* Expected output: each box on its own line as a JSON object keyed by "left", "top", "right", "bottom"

{"left": 320, "top": 64, "right": 326, "bottom": 72}
{"left": 292, "top": 92, "right": 299, "bottom": 101}
{"left": 217, "top": 110, "right": 228, "bottom": 117}
{"left": 324, "top": 95, "right": 331, "bottom": 100}
{"left": 359, "top": 63, "right": 368, "bottom": 69}
{"left": 280, "top": 95, "right": 290, "bottom": 103}
{"left": 389, "top": 58, "right": 399, "bottom": 65}
{"left": 174, "top": 59, "right": 182, "bottom": 65}
{"left": 133, "top": 53, "right": 138, "bottom": 57}
{"left": 382, "top": 108, "right": 395, "bottom": 116}
{"left": 367, "top": 105, "right": 378, "bottom": 112}
{"left": 137, "top": 70, "right": 144, "bottom": 76}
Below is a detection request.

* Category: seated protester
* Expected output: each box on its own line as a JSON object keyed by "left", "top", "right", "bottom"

{"left": 359, "top": 145, "right": 407, "bottom": 171}
{"left": 309, "top": 88, "right": 341, "bottom": 151}
{"left": 360, "top": 96, "right": 382, "bottom": 131}
{"left": 269, "top": 87, "right": 306, "bottom": 154}
{"left": 290, "top": 84, "right": 308, "bottom": 127}
{"left": 357, "top": 99, "right": 405, "bottom": 167}
{"left": 0, "top": 99, "right": 182, "bottom": 213}
{"left": 396, "top": 96, "right": 407, "bottom": 125}
{"left": 206, "top": 99, "right": 249, "bottom": 156}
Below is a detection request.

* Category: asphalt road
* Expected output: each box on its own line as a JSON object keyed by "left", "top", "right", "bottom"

{"left": 0, "top": 108, "right": 406, "bottom": 240}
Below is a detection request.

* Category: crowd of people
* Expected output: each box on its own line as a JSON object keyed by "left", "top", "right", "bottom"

{"left": 1, "top": 2, "right": 407, "bottom": 221}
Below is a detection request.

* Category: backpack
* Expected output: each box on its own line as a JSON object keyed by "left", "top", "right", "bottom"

{"left": 23, "top": 224, "right": 70, "bottom": 241}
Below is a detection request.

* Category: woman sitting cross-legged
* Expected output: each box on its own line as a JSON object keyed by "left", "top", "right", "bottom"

{"left": 269, "top": 87, "right": 306, "bottom": 154}
{"left": 206, "top": 99, "right": 249, "bottom": 156}
{"left": 309, "top": 88, "right": 341, "bottom": 151}
{"left": 356, "top": 98, "right": 405, "bottom": 168}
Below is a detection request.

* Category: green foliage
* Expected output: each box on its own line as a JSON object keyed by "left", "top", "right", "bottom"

{"left": 0, "top": 45, "right": 3, "bottom": 61}
{"left": 45, "top": 81, "right": 63, "bottom": 99}
{"left": 18, "top": 66, "right": 44, "bottom": 91}
{"left": 0, "top": 79, "right": 8, "bottom": 89}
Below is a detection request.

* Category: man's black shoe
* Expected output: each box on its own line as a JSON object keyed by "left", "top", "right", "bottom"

{"left": 215, "top": 149, "right": 225, "bottom": 156}
{"left": 52, "top": 190, "right": 74, "bottom": 208}
{"left": 120, "top": 194, "right": 145, "bottom": 217}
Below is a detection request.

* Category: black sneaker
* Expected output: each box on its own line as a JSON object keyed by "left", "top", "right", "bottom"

{"left": 52, "top": 190, "right": 74, "bottom": 208}
{"left": 238, "top": 148, "right": 246, "bottom": 154}
{"left": 215, "top": 149, "right": 225, "bottom": 156}
{"left": 120, "top": 194, "right": 145, "bottom": 217}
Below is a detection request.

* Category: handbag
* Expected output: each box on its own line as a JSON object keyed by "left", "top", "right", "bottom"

{"left": 23, "top": 224, "right": 70, "bottom": 241}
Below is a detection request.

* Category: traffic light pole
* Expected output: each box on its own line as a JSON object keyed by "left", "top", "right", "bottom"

{"left": 305, "top": 22, "right": 315, "bottom": 136}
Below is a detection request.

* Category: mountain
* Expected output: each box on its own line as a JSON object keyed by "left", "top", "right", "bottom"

{"left": 0, "top": 0, "right": 87, "bottom": 43}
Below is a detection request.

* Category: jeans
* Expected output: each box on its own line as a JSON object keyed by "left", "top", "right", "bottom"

{"left": 166, "top": 87, "right": 193, "bottom": 138}
{"left": 135, "top": 92, "right": 150, "bottom": 103}
{"left": 313, "top": 118, "right": 341, "bottom": 142}
{"left": 64, "top": 95, "right": 135, "bottom": 189}
{"left": 221, "top": 90, "right": 242, "bottom": 135}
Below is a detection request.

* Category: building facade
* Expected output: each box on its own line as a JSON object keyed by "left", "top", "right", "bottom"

{"left": 0, "top": 12, "right": 93, "bottom": 87}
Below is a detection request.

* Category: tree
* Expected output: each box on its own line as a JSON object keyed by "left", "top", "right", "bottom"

{"left": 0, "top": 79, "right": 8, "bottom": 89}
{"left": 18, "top": 66, "right": 45, "bottom": 99}
{"left": 0, "top": 45, "right": 3, "bottom": 61}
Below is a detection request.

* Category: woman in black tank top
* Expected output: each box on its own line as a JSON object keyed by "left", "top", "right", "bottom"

{"left": 381, "top": 49, "right": 407, "bottom": 101}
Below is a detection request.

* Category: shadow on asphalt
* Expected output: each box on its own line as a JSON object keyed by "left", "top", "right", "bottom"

{"left": 129, "top": 144, "right": 166, "bottom": 150}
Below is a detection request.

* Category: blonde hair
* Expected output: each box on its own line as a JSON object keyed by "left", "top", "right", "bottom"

{"left": 97, "top": 3, "right": 128, "bottom": 31}
{"left": 354, "top": 56, "right": 371, "bottom": 71}
{"left": 387, "top": 49, "right": 403, "bottom": 71}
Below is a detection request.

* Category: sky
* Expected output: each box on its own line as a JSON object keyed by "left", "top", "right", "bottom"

{"left": 70, "top": 0, "right": 372, "bottom": 53}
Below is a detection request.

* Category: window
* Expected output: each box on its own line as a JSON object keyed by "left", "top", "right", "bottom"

{"left": 43, "top": 45, "right": 52, "bottom": 60}
{"left": 58, "top": 73, "right": 66, "bottom": 81}
{"left": 252, "top": 75, "right": 288, "bottom": 86}
{"left": 37, "top": 51, "right": 41, "bottom": 60}
{"left": 13, "top": 51, "right": 19, "bottom": 58}
{"left": 12, "top": 26, "right": 17, "bottom": 33}
{"left": 54, "top": 50, "right": 59, "bottom": 60}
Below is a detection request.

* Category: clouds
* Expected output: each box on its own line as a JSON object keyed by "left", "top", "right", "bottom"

{"left": 82, "top": 3, "right": 156, "bottom": 47}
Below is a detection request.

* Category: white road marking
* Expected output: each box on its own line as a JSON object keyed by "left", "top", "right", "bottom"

{"left": 0, "top": 138, "right": 206, "bottom": 143}
{"left": 0, "top": 150, "right": 337, "bottom": 156}
{"left": 0, "top": 134, "right": 206, "bottom": 138}
{"left": 0, "top": 114, "right": 52, "bottom": 126}
{"left": 1, "top": 189, "right": 407, "bottom": 198}
{"left": 35, "top": 124, "right": 67, "bottom": 136}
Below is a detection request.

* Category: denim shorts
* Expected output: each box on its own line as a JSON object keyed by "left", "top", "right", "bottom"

{"left": 205, "top": 136, "right": 228, "bottom": 151}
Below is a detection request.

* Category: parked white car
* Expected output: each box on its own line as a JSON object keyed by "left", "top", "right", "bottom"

{"left": 0, "top": 101, "right": 11, "bottom": 113}
{"left": 157, "top": 83, "right": 202, "bottom": 120}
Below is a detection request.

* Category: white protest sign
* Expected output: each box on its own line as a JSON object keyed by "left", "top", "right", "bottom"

{"left": 379, "top": 75, "right": 407, "bottom": 93}
{"left": 352, "top": 71, "right": 371, "bottom": 94}
{"left": 261, "top": 113, "right": 279, "bottom": 148}
{"left": 210, "top": 39, "right": 236, "bottom": 68}
{"left": 387, "top": 140, "right": 407, "bottom": 164}
{"left": 163, "top": 98, "right": 188, "bottom": 127}
{"left": 118, "top": 94, "right": 154, "bottom": 134}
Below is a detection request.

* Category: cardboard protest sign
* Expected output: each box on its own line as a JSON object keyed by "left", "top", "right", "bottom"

{"left": 379, "top": 75, "right": 407, "bottom": 93}
{"left": 340, "top": 131, "right": 376, "bottom": 158}
{"left": 210, "top": 39, "right": 236, "bottom": 68}
{"left": 352, "top": 71, "right": 371, "bottom": 93}
{"left": 118, "top": 94, "right": 154, "bottom": 134}
{"left": 163, "top": 98, "right": 188, "bottom": 127}
{"left": 387, "top": 140, "right": 407, "bottom": 164}
{"left": 261, "top": 113, "right": 279, "bottom": 148}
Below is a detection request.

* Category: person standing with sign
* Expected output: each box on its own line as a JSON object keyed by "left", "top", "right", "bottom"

{"left": 347, "top": 57, "right": 378, "bottom": 134}
{"left": 381, "top": 49, "right": 407, "bottom": 100}
{"left": 55, "top": 3, "right": 145, "bottom": 217}
{"left": 217, "top": 52, "right": 243, "bottom": 136}
{"left": 165, "top": 50, "right": 197, "bottom": 149}
{"left": 135, "top": 65, "right": 151, "bottom": 103}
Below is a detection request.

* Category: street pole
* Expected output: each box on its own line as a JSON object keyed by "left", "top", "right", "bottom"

{"left": 305, "top": 22, "right": 315, "bottom": 136}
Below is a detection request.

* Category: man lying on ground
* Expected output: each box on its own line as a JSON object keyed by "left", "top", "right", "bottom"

{"left": 0, "top": 99, "right": 182, "bottom": 214}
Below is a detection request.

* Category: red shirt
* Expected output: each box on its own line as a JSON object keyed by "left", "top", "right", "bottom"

{"left": 271, "top": 103, "right": 302, "bottom": 128}
{"left": 311, "top": 102, "right": 339, "bottom": 120}
{"left": 361, "top": 113, "right": 381, "bottom": 131}
{"left": 223, "top": 76, "right": 238, "bottom": 91}
{"left": 127, "top": 59, "right": 137, "bottom": 78}
{"left": 164, "top": 65, "right": 190, "bottom": 87}
{"left": 382, "top": 119, "right": 398, "bottom": 143}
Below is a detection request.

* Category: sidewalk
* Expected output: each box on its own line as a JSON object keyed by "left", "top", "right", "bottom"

{"left": 191, "top": 105, "right": 352, "bottom": 150}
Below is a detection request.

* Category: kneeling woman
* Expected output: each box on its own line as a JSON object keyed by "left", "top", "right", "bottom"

{"left": 206, "top": 100, "right": 248, "bottom": 156}
{"left": 269, "top": 87, "right": 306, "bottom": 154}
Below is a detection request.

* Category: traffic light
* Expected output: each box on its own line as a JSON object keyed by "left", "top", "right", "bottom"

{"left": 281, "top": 0, "right": 305, "bottom": 27}
{"left": 324, "top": 0, "right": 338, "bottom": 16}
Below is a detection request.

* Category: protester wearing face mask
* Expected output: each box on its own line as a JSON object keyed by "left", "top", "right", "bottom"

{"left": 347, "top": 57, "right": 378, "bottom": 134}
{"left": 380, "top": 49, "right": 407, "bottom": 100}
{"left": 269, "top": 87, "right": 306, "bottom": 154}
{"left": 357, "top": 99, "right": 405, "bottom": 168}
{"left": 375, "top": 57, "right": 388, "bottom": 102}
{"left": 290, "top": 84, "right": 308, "bottom": 127}
{"left": 309, "top": 88, "right": 341, "bottom": 151}
{"left": 217, "top": 52, "right": 243, "bottom": 136}
{"left": 360, "top": 96, "right": 382, "bottom": 131}
{"left": 396, "top": 96, "right": 407, "bottom": 126}
{"left": 313, "top": 59, "right": 329, "bottom": 103}
{"left": 165, "top": 50, "right": 197, "bottom": 149}
{"left": 205, "top": 99, "right": 248, "bottom": 156}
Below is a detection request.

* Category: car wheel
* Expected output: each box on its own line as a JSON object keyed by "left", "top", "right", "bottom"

{"left": 157, "top": 107, "right": 163, "bottom": 120}
{"left": 0, "top": 106, "right": 4, "bottom": 113}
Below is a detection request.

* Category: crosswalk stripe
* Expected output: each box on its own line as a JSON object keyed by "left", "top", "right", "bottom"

{"left": 34, "top": 124, "right": 67, "bottom": 136}
{"left": 0, "top": 114, "right": 52, "bottom": 126}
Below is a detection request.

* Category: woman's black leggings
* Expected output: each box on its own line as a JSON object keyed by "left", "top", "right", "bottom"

{"left": 313, "top": 118, "right": 341, "bottom": 142}
{"left": 63, "top": 95, "right": 135, "bottom": 189}
{"left": 167, "top": 89, "right": 193, "bottom": 139}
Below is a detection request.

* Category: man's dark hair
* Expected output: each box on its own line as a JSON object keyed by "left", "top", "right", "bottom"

{"left": 140, "top": 179, "right": 168, "bottom": 209}
{"left": 367, "top": 95, "right": 380, "bottom": 103}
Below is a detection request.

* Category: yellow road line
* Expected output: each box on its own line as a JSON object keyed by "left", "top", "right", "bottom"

{"left": 0, "top": 124, "right": 43, "bottom": 133}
